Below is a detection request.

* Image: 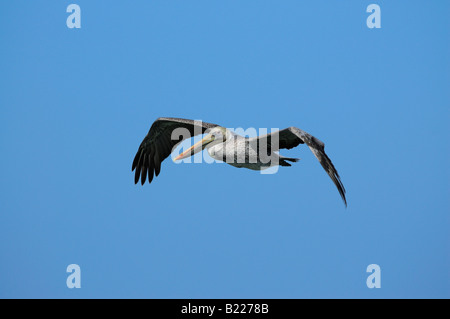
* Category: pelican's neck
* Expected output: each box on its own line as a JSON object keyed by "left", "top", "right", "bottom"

{"left": 224, "top": 128, "right": 236, "bottom": 140}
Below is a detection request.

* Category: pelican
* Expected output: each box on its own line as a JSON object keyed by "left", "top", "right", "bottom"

{"left": 132, "top": 117, "right": 347, "bottom": 206}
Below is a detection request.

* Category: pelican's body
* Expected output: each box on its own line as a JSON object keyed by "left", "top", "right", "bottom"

{"left": 132, "top": 117, "right": 347, "bottom": 206}
{"left": 204, "top": 129, "right": 296, "bottom": 170}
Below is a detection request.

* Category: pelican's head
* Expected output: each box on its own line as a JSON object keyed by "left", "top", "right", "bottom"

{"left": 174, "top": 126, "right": 228, "bottom": 161}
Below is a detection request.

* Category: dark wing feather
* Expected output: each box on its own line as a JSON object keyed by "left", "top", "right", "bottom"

{"left": 258, "top": 127, "right": 347, "bottom": 206}
{"left": 132, "top": 117, "right": 219, "bottom": 184}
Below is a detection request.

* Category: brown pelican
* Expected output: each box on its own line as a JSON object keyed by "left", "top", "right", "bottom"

{"left": 132, "top": 117, "right": 347, "bottom": 206}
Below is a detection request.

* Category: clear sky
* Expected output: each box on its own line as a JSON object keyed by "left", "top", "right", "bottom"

{"left": 0, "top": 1, "right": 448, "bottom": 298}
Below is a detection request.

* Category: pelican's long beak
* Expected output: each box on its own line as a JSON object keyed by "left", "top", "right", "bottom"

{"left": 174, "top": 134, "right": 214, "bottom": 161}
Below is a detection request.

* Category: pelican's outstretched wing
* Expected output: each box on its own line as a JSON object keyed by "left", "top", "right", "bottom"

{"left": 257, "top": 127, "right": 347, "bottom": 206}
{"left": 132, "top": 117, "right": 218, "bottom": 185}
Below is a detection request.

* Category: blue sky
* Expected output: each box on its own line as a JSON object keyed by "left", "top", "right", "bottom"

{"left": 0, "top": 1, "right": 448, "bottom": 298}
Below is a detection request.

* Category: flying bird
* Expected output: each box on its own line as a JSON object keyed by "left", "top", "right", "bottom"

{"left": 132, "top": 117, "right": 347, "bottom": 206}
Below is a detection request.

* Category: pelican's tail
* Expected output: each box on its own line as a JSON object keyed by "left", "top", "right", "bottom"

{"left": 279, "top": 157, "right": 300, "bottom": 167}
